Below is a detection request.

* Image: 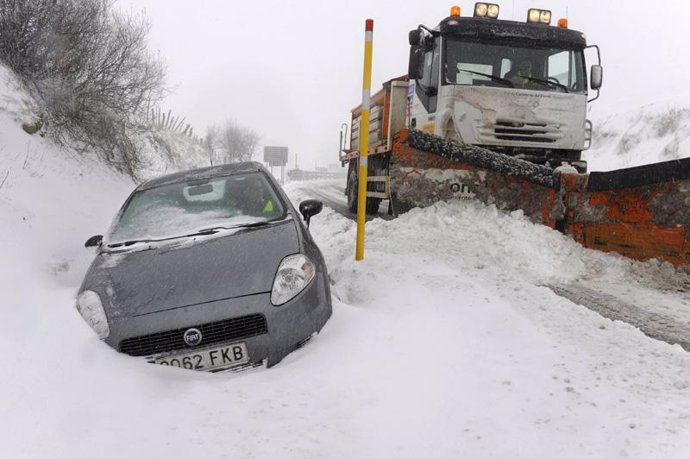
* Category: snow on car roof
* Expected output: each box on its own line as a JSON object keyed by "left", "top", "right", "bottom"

{"left": 138, "top": 161, "right": 266, "bottom": 191}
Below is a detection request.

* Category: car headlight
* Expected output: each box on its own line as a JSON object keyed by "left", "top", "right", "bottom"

{"left": 271, "top": 254, "right": 315, "bottom": 306}
{"left": 76, "top": 290, "right": 110, "bottom": 339}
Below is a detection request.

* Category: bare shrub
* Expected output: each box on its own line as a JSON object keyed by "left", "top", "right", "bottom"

{"left": 0, "top": 0, "right": 165, "bottom": 176}
{"left": 206, "top": 121, "right": 260, "bottom": 165}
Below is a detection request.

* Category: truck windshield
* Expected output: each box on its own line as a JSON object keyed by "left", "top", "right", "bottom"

{"left": 444, "top": 38, "right": 586, "bottom": 93}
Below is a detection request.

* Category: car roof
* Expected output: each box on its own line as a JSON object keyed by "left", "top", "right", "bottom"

{"left": 137, "top": 161, "right": 268, "bottom": 191}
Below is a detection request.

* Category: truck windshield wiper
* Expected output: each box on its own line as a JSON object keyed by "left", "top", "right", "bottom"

{"left": 520, "top": 76, "right": 569, "bottom": 93}
{"left": 457, "top": 69, "right": 515, "bottom": 88}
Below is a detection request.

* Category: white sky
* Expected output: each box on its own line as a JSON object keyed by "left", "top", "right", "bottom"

{"left": 116, "top": 0, "right": 690, "bottom": 169}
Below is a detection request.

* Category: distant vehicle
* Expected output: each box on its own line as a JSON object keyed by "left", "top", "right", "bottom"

{"left": 287, "top": 168, "right": 344, "bottom": 181}
{"left": 76, "top": 162, "right": 332, "bottom": 371}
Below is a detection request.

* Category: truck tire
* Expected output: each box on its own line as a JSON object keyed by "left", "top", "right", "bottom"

{"left": 347, "top": 171, "right": 381, "bottom": 215}
{"left": 366, "top": 198, "right": 381, "bottom": 214}
{"left": 346, "top": 171, "right": 358, "bottom": 213}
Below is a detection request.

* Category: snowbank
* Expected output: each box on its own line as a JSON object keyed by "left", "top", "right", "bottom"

{"left": 586, "top": 99, "right": 690, "bottom": 171}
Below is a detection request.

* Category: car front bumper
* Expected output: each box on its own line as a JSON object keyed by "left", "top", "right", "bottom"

{"left": 105, "top": 275, "right": 332, "bottom": 369}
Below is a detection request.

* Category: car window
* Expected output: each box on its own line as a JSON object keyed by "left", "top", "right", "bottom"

{"left": 108, "top": 172, "right": 286, "bottom": 243}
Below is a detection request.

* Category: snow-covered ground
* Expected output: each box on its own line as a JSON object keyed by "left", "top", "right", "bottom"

{"left": 2, "top": 65, "right": 690, "bottom": 457}
{"left": 586, "top": 97, "right": 690, "bottom": 171}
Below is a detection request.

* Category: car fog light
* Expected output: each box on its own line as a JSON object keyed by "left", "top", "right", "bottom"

{"left": 271, "top": 254, "right": 315, "bottom": 306}
{"left": 76, "top": 290, "right": 110, "bottom": 339}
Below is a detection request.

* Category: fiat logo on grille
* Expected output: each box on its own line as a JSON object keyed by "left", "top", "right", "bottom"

{"left": 183, "top": 328, "right": 202, "bottom": 347}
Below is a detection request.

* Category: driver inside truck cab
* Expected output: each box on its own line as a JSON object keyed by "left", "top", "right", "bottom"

{"left": 506, "top": 59, "right": 533, "bottom": 88}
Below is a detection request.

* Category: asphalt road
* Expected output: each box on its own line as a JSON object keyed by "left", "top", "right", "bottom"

{"left": 548, "top": 283, "right": 690, "bottom": 352}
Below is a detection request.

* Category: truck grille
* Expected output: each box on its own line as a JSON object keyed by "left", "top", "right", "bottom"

{"left": 487, "top": 119, "right": 563, "bottom": 143}
{"left": 119, "top": 314, "right": 268, "bottom": 357}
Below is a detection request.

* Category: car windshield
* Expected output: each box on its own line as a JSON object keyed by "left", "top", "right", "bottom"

{"left": 444, "top": 38, "right": 586, "bottom": 93}
{"left": 108, "top": 171, "right": 286, "bottom": 244}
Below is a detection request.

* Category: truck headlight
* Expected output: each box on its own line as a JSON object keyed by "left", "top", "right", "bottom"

{"left": 527, "top": 8, "right": 551, "bottom": 24}
{"left": 487, "top": 4, "right": 499, "bottom": 18}
{"left": 76, "top": 290, "right": 110, "bottom": 339}
{"left": 474, "top": 3, "right": 499, "bottom": 18}
{"left": 474, "top": 3, "right": 488, "bottom": 16}
{"left": 271, "top": 254, "right": 315, "bottom": 306}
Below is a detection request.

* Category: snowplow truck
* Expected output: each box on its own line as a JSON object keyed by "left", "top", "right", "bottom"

{"left": 341, "top": 4, "right": 690, "bottom": 268}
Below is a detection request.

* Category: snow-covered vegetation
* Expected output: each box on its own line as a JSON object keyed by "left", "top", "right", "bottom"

{"left": 0, "top": 0, "right": 167, "bottom": 176}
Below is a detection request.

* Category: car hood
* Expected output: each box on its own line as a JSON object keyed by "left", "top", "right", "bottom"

{"left": 87, "top": 220, "right": 300, "bottom": 319}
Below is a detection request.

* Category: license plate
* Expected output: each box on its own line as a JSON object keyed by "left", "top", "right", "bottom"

{"left": 155, "top": 342, "right": 250, "bottom": 371}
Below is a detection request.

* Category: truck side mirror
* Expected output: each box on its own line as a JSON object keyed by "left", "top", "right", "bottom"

{"left": 590, "top": 65, "right": 603, "bottom": 90}
{"left": 409, "top": 29, "right": 421, "bottom": 46}
{"left": 408, "top": 46, "right": 424, "bottom": 80}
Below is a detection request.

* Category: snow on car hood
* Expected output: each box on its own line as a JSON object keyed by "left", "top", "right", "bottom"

{"left": 86, "top": 220, "right": 299, "bottom": 319}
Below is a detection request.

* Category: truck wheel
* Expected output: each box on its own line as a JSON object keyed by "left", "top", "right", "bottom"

{"left": 346, "top": 171, "right": 358, "bottom": 213}
{"left": 366, "top": 198, "right": 381, "bottom": 215}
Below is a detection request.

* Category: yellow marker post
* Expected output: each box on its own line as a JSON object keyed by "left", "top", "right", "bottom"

{"left": 356, "top": 18, "right": 374, "bottom": 261}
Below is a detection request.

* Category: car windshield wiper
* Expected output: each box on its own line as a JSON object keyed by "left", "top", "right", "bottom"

{"left": 456, "top": 69, "right": 515, "bottom": 88}
{"left": 196, "top": 220, "right": 270, "bottom": 233}
{"left": 232, "top": 220, "right": 270, "bottom": 228}
{"left": 107, "top": 238, "right": 158, "bottom": 248}
{"left": 520, "top": 76, "right": 569, "bottom": 93}
{"left": 106, "top": 221, "right": 273, "bottom": 249}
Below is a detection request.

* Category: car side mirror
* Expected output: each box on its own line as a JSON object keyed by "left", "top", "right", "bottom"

{"left": 85, "top": 235, "right": 103, "bottom": 248}
{"left": 590, "top": 65, "right": 603, "bottom": 90}
{"left": 299, "top": 199, "right": 323, "bottom": 228}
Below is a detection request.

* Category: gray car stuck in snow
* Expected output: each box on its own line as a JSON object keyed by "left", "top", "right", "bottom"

{"left": 76, "top": 162, "right": 332, "bottom": 371}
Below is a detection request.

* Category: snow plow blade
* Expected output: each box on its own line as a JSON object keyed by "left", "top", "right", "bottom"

{"left": 390, "top": 129, "right": 690, "bottom": 267}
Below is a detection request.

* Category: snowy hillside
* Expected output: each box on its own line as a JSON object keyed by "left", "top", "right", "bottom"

{"left": 0, "top": 65, "right": 136, "bottom": 282}
{"left": 586, "top": 100, "right": 690, "bottom": 171}
{"left": 2, "top": 63, "right": 690, "bottom": 457}
{"left": 132, "top": 128, "right": 211, "bottom": 181}
{"left": 0, "top": 63, "right": 210, "bottom": 182}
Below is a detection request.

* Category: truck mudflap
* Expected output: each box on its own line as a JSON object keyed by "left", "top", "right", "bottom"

{"left": 390, "top": 129, "right": 690, "bottom": 267}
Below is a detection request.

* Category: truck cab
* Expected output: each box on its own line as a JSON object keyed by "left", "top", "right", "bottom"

{"left": 408, "top": 4, "right": 603, "bottom": 171}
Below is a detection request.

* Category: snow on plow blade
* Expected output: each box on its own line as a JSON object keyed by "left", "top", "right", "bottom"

{"left": 391, "top": 129, "right": 690, "bottom": 267}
